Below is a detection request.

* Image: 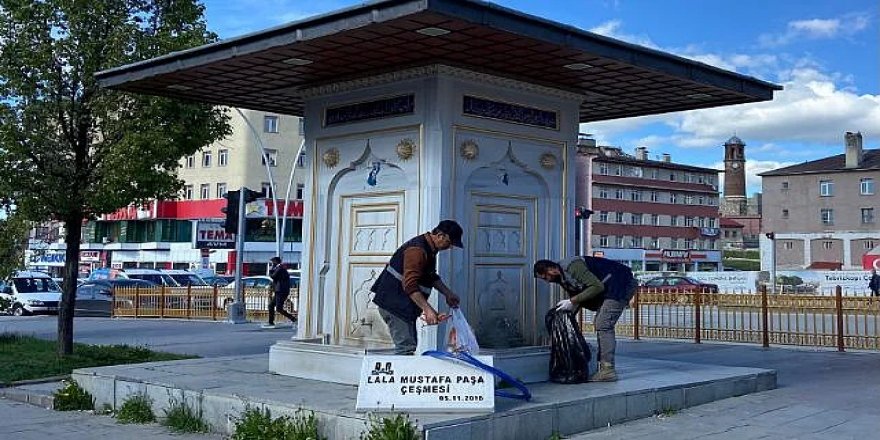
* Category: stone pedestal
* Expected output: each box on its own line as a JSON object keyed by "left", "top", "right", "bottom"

{"left": 272, "top": 65, "right": 581, "bottom": 379}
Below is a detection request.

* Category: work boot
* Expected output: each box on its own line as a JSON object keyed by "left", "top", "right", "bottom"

{"left": 590, "top": 362, "right": 618, "bottom": 382}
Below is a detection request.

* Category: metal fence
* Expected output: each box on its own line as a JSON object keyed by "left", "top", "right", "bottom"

{"left": 112, "top": 285, "right": 298, "bottom": 323}
{"left": 581, "top": 286, "right": 880, "bottom": 351}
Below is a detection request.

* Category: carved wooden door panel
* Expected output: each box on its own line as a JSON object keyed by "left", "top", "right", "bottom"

{"left": 467, "top": 193, "right": 538, "bottom": 347}
{"left": 334, "top": 193, "right": 404, "bottom": 347}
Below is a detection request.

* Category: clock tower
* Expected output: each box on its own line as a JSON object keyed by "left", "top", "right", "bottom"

{"left": 722, "top": 135, "right": 747, "bottom": 215}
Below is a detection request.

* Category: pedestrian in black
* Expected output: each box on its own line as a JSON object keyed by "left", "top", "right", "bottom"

{"left": 371, "top": 220, "right": 463, "bottom": 355}
{"left": 869, "top": 269, "right": 880, "bottom": 298}
{"left": 262, "top": 256, "right": 298, "bottom": 329}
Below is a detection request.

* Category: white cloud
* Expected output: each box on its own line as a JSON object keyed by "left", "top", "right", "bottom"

{"left": 759, "top": 13, "right": 871, "bottom": 47}
{"left": 588, "top": 20, "right": 658, "bottom": 49}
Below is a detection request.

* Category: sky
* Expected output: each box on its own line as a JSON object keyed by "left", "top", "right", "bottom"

{"left": 201, "top": 0, "right": 879, "bottom": 195}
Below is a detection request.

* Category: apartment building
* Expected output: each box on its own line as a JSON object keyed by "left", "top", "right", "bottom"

{"left": 759, "top": 132, "right": 880, "bottom": 270}
{"left": 71, "top": 109, "right": 307, "bottom": 275}
{"left": 579, "top": 143, "right": 722, "bottom": 272}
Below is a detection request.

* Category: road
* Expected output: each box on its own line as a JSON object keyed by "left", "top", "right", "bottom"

{"left": 0, "top": 315, "right": 295, "bottom": 358}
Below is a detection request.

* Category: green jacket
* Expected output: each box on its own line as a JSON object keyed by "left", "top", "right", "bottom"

{"left": 558, "top": 257, "right": 605, "bottom": 306}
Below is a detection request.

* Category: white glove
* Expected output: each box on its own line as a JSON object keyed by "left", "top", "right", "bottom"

{"left": 555, "top": 299, "right": 576, "bottom": 312}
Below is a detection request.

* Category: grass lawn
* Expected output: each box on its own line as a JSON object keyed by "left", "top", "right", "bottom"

{"left": 0, "top": 332, "right": 196, "bottom": 385}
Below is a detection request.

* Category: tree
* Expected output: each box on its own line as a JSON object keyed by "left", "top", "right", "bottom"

{"left": 0, "top": 212, "right": 29, "bottom": 282}
{"left": 0, "top": 0, "right": 230, "bottom": 355}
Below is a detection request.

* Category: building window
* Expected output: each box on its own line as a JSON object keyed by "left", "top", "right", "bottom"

{"left": 630, "top": 167, "right": 643, "bottom": 178}
{"left": 615, "top": 188, "right": 624, "bottom": 199}
{"left": 670, "top": 193, "right": 678, "bottom": 204}
{"left": 296, "top": 151, "right": 306, "bottom": 167}
{"left": 631, "top": 213, "right": 643, "bottom": 225}
{"left": 708, "top": 218, "right": 717, "bottom": 228}
{"left": 781, "top": 181, "right": 789, "bottom": 190}
{"left": 296, "top": 184, "right": 305, "bottom": 200}
{"left": 615, "top": 236, "right": 624, "bottom": 248}
{"left": 697, "top": 195, "right": 705, "bottom": 205}
{"left": 649, "top": 237, "right": 660, "bottom": 249}
{"left": 782, "top": 209, "right": 789, "bottom": 219}
{"left": 820, "top": 209, "right": 834, "bottom": 225}
{"left": 614, "top": 165, "right": 622, "bottom": 176}
{"left": 185, "top": 155, "right": 195, "bottom": 168}
{"left": 669, "top": 173, "right": 676, "bottom": 182}
{"left": 684, "top": 239, "right": 693, "bottom": 249}
{"left": 650, "top": 191, "right": 658, "bottom": 202}
{"left": 261, "top": 182, "right": 273, "bottom": 199}
{"left": 822, "top": 241, "right": 833, "bottom": 250}
{"left": 261, "top": 149, "right": 278, "bottom": 167}
{"left": 651, "top": 168, "right": 659, "bottom": 179}
{"left": 685, "top": 217, "right": 695, "bottom": 227}
{"left": 615, "top": 212, "right": 625, "bottom": 223}
{"left": 599, "top": 163, "right": 608, "bottom": 175}
{"left": 783, "top": 241, "right": 794, "bottom": 250}
{"left": 599, "top": 236, "right": 609, "bottom": 247}
{"left": 651, "top": 214, "right": 660, "bottom": 226}
{"left": 861, "top": 208, "right": 875, "bottom": 224}
{"left": 200, "top": 184, "right": 210, "bottom": 199}
{"left": 685, "top": 195, "right": 694, "bottom": 204}
{"left": 183, "top": 185, "right": 193, "bottom": 200}
{"left": 202, "top": 151, "right": 212, "bottom": 167}
{"left": 630, "top": 191, "right": 642, "bottom": 202}
{"left": 218, "top": 149, "right": 228, "bottom": 167}
{"left": 865, "top": 241, "right": 876, "bottom": 250}
{"left": 671, "top": 215, "right": 679, "bottom": 227}
{"left": 819, "top": 180, "right": 833, "bottom": 197}
{"left": 861, "top": 178, "right": 875, "bottom": 195}
{"left": 598, "top": 188, "right": 609, "bottom": 198}
{"left": 629, "top": 237, "right": 639, "bottom": 248}
{"left": 216, "top": 183, "right": 227, "bottom": 198}
{"left": 697, "top": 217, "right": 706, "bottom": 227}
{"left": 264, "top": 115, "right": 279, "bottom": 133}
{"left": 598, "top": 211, "right": 609, "bottom": 223}
{"left": 684, "top": 173, "right": 694, "bottom": 183}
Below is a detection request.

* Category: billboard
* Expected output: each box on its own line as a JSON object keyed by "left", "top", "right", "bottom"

{"left": 194, "top": 220, "right": 234, "bottom": 249}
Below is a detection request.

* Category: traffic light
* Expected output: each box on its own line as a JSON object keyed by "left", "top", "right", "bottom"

{"left": 221, "top": 190, "right": 241, "bottom": 234}
{"left": 765, "top": 232, "right": 775, "bottom": 240}
{"left": 574, "top": 206, "right": 594, "bottom": 220}
{"left": 221, "top": 188, "right": 264, "bottom": 234}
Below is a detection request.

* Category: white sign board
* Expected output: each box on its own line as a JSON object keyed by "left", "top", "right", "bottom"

{"left": 688, "top": 271, "right": 759, "bottom": 293}
{"left": 356, "top": 355, "right": 494, "bottom": 412}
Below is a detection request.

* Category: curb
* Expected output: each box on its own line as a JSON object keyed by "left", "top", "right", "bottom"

{"left": 0, "top": 387, "right": 55, "bottom": 409}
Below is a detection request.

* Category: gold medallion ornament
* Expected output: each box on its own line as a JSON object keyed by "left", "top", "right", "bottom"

{"left": 396, "top": 138, "right": 416, "bottom": 161}
{"left": 460, "top": 140, "right": 479, "bottom": 160}
{"left": 539, "top": 152, "right": 557, "bottom": 170}
{"left": 322, "top": 148, "right": 340, "bottom": 168}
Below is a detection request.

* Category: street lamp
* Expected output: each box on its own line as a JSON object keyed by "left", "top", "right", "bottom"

{"left": 765, "top": 232, "right": 776, "bottom": 294}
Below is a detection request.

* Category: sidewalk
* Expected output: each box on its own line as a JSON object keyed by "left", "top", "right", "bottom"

{"left": 2, "top": 339, "right": 878, "bottom": 439}
{"left": 570, "top": 340, "right": 880, "bottom": 440}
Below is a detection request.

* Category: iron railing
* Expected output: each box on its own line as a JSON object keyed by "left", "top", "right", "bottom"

{"left": 112, "top": 285, "right": 298, "bottom": 323}
{"left": 581, "top": 286, "right": 880, "bottom": 351}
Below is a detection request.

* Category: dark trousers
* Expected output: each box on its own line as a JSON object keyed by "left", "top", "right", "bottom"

{"left": 268, "top": 292, "right": 297, "bottom": 324}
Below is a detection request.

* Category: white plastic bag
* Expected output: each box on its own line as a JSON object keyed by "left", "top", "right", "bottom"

{"left": 447, "top": 308, "right": 480, "bottom": 355}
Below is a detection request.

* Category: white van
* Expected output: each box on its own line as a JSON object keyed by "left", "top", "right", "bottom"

{"left": 0, "top": 271, "right": 63, "bottom": 316}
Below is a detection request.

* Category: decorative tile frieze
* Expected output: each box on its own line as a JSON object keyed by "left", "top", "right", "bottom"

{"left": 324, "top": 94, "right": 415, "bottom": 127}
{"left": 462, "top": 96, "right": 559, "bottom": 130}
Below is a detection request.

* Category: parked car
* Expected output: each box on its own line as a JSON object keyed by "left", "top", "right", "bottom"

{"left": 160, "top": 270, "right": 209, "bottom": 287}
{"left": 218, "top": 274, "right": 299, "bottom": 310}
{"left": 202, "top": 275, "right": 235, "bottom": 287}
{"left": 639, "top": 276, "right": 719, "bottom": 293}
{"left": 0, "top": 271, "right": 62, "bottom": 316}
{"left": 75, "top": 279, "right": 154, "bottom": 316}
{"left": 89, "top": 268, "right": 180, "bottom": 287}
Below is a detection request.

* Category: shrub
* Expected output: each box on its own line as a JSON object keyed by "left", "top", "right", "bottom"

{"left": 161, "top": 397, "right": 209, "bottom": 433}
{"left": 232, "top": 406, "right": 324, "bottom": 440}
{"left": 116, "top": 393, "right": 156, "bottom": 424}
{"left": 53, "top": 379, "right": 95, "bottom": 411}
{"left": 361, "top": 413, "right": 420, "bottom": 440}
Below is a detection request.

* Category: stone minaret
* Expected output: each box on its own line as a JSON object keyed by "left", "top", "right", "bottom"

{"left": 722, "top": 135, "right": 747, "bottom": 215}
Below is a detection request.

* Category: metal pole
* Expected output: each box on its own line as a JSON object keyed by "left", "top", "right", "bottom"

{"left": 228, "top": 186, "right": 248, "bottom": 324}
{"left": 235, "top": 109, "right": 282, "bottom": 255}
{"left": 761, "top": 284, "right": 769, "bottom": 348}
{"left": 770, "top": 236, "right": 777, "bottom": 295}
{"left": 835, "top": 285, "right": 845, "bottom": 352}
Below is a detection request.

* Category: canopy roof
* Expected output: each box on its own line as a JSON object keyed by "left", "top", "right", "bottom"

{"left": 97, "top": 0, "right": 781, "bottom": 121}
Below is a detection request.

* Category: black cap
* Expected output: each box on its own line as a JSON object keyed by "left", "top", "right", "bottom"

{"left": 435, "top": 220, "right": 464, "bottom": 248}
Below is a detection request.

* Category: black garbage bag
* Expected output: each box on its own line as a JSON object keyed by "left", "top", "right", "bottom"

{"left": 545, "top": 308, "right": 593, "bottom": 384}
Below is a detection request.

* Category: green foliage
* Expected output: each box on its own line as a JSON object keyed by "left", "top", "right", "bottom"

{"left": 547, "top": 432, "right": 565, "bottom": 440}
{"left": 0, "top": 213, "right": 29, "bottom": 281}
{"left": 53, "top": 379, "right": 95, "bottom": 411}
{"left": 116, "top": 393, "right": 156, "bottom": 424}
{"left": 162, "top": 397, "right": 210, "bottom": 433}
{"left": 0, "top": 332, "right": 195, "bottom": 385}
{"left": 232, "top": 406, "right": 325, "bottom": 440}
{"left": 0, "top": 0, "right": 231, "bottom": 354}
{"left": 777, "top": 275, "right": 804, "bottom": 286}
{"left": 723, "top": 249, "right": 760, "bottom": 260}
{"left": 361, "top": 413, "right": 420, "bottom": 440}
{"left": 722, "top": 259, "right": 760, "bottom": 271}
